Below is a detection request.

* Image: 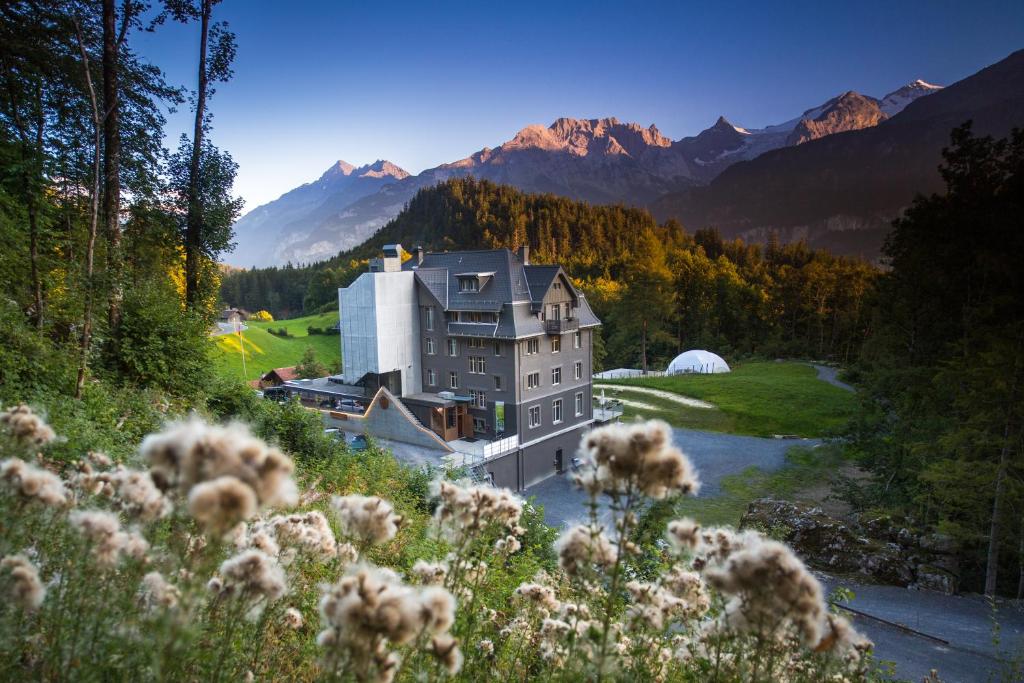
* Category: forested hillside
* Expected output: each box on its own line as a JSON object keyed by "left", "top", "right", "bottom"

{"left": 222, "top": 178, "right": 878, "bottom": 368}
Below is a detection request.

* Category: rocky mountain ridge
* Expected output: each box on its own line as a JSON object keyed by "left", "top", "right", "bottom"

{"left": 229, "top": 76, "right": 947, "bottom": 266}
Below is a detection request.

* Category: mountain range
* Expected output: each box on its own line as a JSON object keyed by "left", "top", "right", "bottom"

{"left": 229, "top": 52, "right": 1023, "bottom": 267}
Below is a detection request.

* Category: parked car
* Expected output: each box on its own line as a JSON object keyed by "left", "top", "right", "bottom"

{"left": 349, "top": 434, "right": 368, "bottom": 451}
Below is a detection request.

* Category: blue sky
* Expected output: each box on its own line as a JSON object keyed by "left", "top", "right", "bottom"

{"left": 134, "top": 0, "right": 1024, "bottom": 212}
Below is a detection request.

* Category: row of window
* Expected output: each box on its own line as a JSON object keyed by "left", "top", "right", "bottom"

{"left": 424, "top": 330, "right": 584, "bottom": 358}
{"left": 425, "top": 337, "right": 503, "bottom": 357}
{"left": 524, "top": 330, "right": 582, "bottom": 355}
{"left": 527, "top": 392, "right": 586, "bottom": 428}
{"left": 425, "top": 369, "right": 504, "bottom": 392}
{"left": 424, "top": 306, "right": 498, "bottom": 329}
{"left": 525, "top": 361, "right": 584, "bottom": 391}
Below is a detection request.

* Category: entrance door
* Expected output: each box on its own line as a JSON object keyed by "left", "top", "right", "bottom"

{"left": 554, "top": 448, "right": 563, "bottom": 474}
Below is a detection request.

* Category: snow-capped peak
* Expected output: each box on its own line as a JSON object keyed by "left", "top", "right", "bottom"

{"left": 879, "top": 79, "right": 943, "bottom": 116}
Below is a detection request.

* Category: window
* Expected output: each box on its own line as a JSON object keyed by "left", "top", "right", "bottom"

{"left": 574, "top": 361, "right": 582, "bottom": 380}
{"left": 574, "top": 330, "right": 581, "bottom": 349}
{"left": 447, "top": 338, "right": 458, "bottom": 357}
{"left": 458, "top": 277, "right": 479, "bottom": 292}
{"left": 425, "top": 337, "right": 436, "bottom": 355}
{"left": 493, "top": 341, "right": 502, "bottom": 356}
{"left": 467, "top": 338, "right": 484, "bottom": 349}
{"left": 525, "top": 338, "right": 539, "bottom": 355}
{"left": 575, "top": 392, "right": 584, "bottom": 416}
{"left": 427, "top": 369, "right": 437, "bottom": 386}
{"left": 425, "top": 306, "right": 434, "bottom": 331}
{"left": 470, "top": 389, "right": 487, "bottom": 409}
{"left": 551, "top": 367, "right": 561, "bottom": 386}
{"left": 469, "top": 356, "right": 486, "bottom": 374}
{"left": 552, "top": 399, "right": 563, "bottom": 424}
{"left": 473, "top": 417, "right": 486, "bottom": 433}
{"left": 552, "top": 336, "right": 561, "bottom": 353}
{"left": 527, "top": 372, "right": 540, "bottom": 390}
{"left": 550, "top": 303, "right": 561, "bottom": 320}
{"left": 494, "top": 375, "right": 503, "bottom": 391}
{"left": 528, "top": 405, "right": 541, "bottom": 428}
{"left": 449, "top": 371, "right": 458, "bottom": 389}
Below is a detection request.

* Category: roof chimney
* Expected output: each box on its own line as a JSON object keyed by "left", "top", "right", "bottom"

{"left": 517, "top": 244, "right": 530, "bottom": 265}
{"left": 413, "top": 245, "right": 424, "bottom": 266}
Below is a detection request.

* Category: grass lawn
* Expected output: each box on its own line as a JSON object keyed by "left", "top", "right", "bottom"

{"left": 602, "top": 361, "right": 856, "bottom": 438}
{"left": 673, "top": 445, "right": 849, "bottom": 528}
{"left": 210, "top": 311, "right": 341, "bottom": 383}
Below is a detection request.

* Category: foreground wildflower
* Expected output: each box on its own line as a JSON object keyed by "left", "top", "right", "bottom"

{"left": 703, "top": 535, "right": 827, "bottom": 645}
{"left": 1, "top": 457, "right": 69, "bottom": 507}
{"left": 331, "top": 495, "right": 402, "bottom": 546}
{"left": 318, "top": 565, "right": 460, "bottom": 681}
{"left": 215, "top": 549, "right": 287, "bottom": 605}
{"left": 0, "top": 404, "right": 56, "bottom": 446}
{"left": 139, "top": 571, "right": 181, "bottom": 611}
{"left": 142, "top": 419, "right": 298, "bottom": 524}
{"left": 69, "top": 510, "right": 147, "bottom": 566}
{"left": 555, "top": 524, "right": 616, "bottom": 576}
{"left": 255, "top": 510, "right": 341, "bottom": 561}
{"left": 92, "top": 467, "right": 172, "bottom": 522}
{"left": 1, "top": 554, "right": 45, "bottom": 610}
{"left": 188, "top": 476, "right": 259, "bottom": 533}
{"left": 576, "top": 420, "right": 699, "bottom": 498}
{"left": 433, "top": 481, "right": 524, "bottom": 541}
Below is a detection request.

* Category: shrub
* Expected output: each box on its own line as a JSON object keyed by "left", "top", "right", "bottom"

{"left": 251, "top": 310, "right": 274, "bottom": 322}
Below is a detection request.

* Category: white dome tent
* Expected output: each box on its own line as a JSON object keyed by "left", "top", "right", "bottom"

{"left": 666, "top": 350, "right": 730, "bottom": 375}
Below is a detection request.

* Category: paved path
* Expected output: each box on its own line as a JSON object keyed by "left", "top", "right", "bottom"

{"left": 809, "top": 363, "right": 855, "bottom": 392}
{"left": 820, "top": 576, "right": 1024, "bottom": 682}
{"left": 210, "top": 321, "right": 248, "bottom": 337}
{"left": 527, "top": 427, "right": 819, "bottom": 528}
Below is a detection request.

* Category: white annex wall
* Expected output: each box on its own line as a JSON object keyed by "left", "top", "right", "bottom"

{"left": 339, "top": 271, "right": 422, "bottom": 396}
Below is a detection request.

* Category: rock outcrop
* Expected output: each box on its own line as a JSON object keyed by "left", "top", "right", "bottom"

{"left": 741, "top": 498, "right": 960, "bottom": 594}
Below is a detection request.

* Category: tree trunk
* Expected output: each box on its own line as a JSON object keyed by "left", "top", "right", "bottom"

{"left": 184, "top": 0, "right": 211, "bottom": 307}
{"left": 74, "top": 21, "right": 102, "bottom": 400}
{"left": 1017, "top": 516, "right": 1024, "bottom": 601}
{"left": 102, "top": 0, "right": 123, "bottom": 331}
{"left": 2, "top": 65, "right": 45, "bottom": 328}
{"left": 983, "top": 352, "right": 1020, "bottom": 596}
{"left": 641, "top": 318, "right": 647, "bottom": 374}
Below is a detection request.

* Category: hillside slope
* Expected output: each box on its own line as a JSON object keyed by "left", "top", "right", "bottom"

{"left": 651, "top": 49, "right": 1024, "bottom": 258}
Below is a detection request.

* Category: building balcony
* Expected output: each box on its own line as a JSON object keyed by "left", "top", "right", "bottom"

{"left": 544, "top": 317, "right": 579, "bottom": 335}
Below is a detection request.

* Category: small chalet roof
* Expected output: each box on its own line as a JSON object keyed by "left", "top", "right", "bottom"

{"left": 263, "top": 366, "right": 298, "bottom": 382}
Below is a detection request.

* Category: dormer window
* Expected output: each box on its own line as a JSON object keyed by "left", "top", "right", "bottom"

{"left": 456, "top": 271, "right": 494, "bottom": 293}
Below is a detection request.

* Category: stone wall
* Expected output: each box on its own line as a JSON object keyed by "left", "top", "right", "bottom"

{"left": 741, "top": 498, "right": 960, "bottom": 594}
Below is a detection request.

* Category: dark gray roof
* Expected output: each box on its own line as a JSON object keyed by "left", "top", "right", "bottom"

{"left": 402, "top": 248, "right": 601, "bottom": 338}
{"left": 524, "top": 265, "right": 560, "bottom": 303}
{"left": 406, "top": 249, "right": 531, "bottom": 311}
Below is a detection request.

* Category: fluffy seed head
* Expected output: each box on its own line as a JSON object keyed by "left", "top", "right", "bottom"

{"left": 140, "top": 571, "right": 180, "bottom": 610}
{"left": 555, "top": 524, "right": 617, "bottom": 576}
{"left": 703, "top": 535, "right": 826, "bottom": 645}
{"left": 577, "top": 420, "right": 700, "bottom": 498}
{"left": 1, "top": 554, "right": 45, "bottom": 610}
{"left": 142, "top": 418, "right": 297, "bottom": 509}
{"left": 70, "top": 510, "right": 131, "bottom": 567}
{"left": 1, "top": 458, "right": 69, "bottom": 507}
{"left": 283, "top": 606, "right": 304, "bottom": 630}
{"left": 217, "top": 549, "right": 287, "bottom": 603}
{"left": 331, "top": 495, "right": 402, "bottom": 546}
{"left": 0, "top": 405, "right": 56, "bottom": 446}
{"left": 188, "top": 476, "right": 259, "bottom": 534}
